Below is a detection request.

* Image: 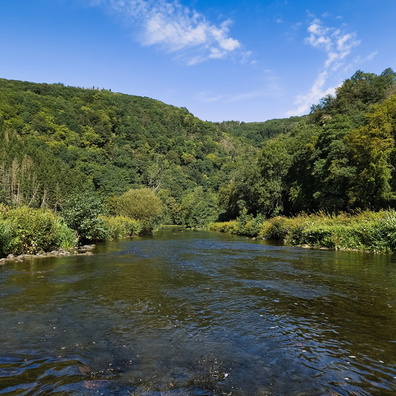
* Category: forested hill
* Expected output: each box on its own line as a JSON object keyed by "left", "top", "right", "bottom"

{"left": 216, "top": 116, "right": 304, "bottom": 147}
{"left": 0, "top": 78, "right": 256, "bottom": 213}
{"left": 1, "top": 68, "right": 396, "bottom": 230}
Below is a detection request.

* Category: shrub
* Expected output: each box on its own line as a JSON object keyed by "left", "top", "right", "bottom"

{"left": 1, "top": 206, "right": 77, "bottom": 256}
{"left": 110, "top": 188, "right": 162, "bottom": 220}
{"left": 210, "top": 210, "right": 396, "bottom": 253}
{"left": 109, "top": 188, "right": 162, "bottom": 234}
{"left": 0, "top": 219, "right": 12, "bottom": 257}
{"left": 209, "top": 221, "right": 238, "bottom": 233}
{"left": 61, "top": 192, "right": 108, "bottom": 243}
{"left": 101, "top": 216, "right": 142, "bottom": 239}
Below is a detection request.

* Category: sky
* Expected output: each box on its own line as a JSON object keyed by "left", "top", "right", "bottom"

{"left": 0, "top": 0, "right": 395, "bottom": 122}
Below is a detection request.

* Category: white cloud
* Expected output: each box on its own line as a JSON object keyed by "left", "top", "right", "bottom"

{"left": 287, "top": 17, "right": 360, "bottom": 116}
{"left": 198, "top": 90, "right": 267, "bottom": 103}
{"left": 92, "top": 0, "right": 244, "bottom": 64}
{"left": 305, "top": 18, "right": 360, "bottom": 70}
{"left": 355, "top": 51, "right": 378, "bottom": 64}
{"left": 286, "top": 70, "right": 337, "bottom": 116}
{"left": 198, "top": 69, "right": 283, "bottom": 103}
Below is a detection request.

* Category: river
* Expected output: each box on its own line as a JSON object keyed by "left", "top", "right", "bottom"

{"left": 0, "top": 229, "right": 396, "bottom": 395}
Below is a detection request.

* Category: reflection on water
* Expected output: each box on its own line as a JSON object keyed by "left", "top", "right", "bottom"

{"left": 0, "top": 229, "right": 396, "bottom": 395}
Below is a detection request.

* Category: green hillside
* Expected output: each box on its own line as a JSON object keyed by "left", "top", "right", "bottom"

{"left": 216, "top": 116, "right": 304, "bottom": 147}
{"left": 0, "top": 78, "right": 251, "bottom": 212}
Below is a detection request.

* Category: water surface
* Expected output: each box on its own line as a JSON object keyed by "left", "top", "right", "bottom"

{"left": 1, "top": 229, "right": 396, "bottom": 395}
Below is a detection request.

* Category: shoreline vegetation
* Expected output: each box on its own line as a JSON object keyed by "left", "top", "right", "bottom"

{"left": 0, "top": 204, "right": 145, "bottom": 262}
{"left": 209, "top": 210, "right": 396, "bottom": 254}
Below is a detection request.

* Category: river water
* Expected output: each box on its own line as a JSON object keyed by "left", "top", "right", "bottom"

{"left": 0, "top": 229, "right": 396, "bottom": 395}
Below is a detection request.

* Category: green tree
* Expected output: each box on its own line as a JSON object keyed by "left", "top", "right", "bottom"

{"left": 346, "top": 95, "right": 396, "bottom": 209}
{"left": 287, "top": 115, "right": 355, "bottom": 213}
{"left": 110, "top": 188, "right": 163, "bottom": 233}
{"left": 61, "top": 192, "right": 107, "bottom": 243}
{"left": 180, "top": 187, "right": 219, "bottom": 228}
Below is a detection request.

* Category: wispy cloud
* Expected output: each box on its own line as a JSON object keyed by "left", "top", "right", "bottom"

{"left": 287, "top": 17, "right": 360, "bottom": 116}
{"left": 305, "top": 18, "right": 360, "bottom": 70}
{"left": 198, "top": 68, "right": 283, "bottom": 104}
{"left": 198, "top": 90, "right": 267, "bottom": 103}
{"left": 91, "top": 0, "right": 244, "bottom": 65}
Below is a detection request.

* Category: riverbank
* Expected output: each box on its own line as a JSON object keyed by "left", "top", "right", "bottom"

{"left": 209, "top": 210, "right": 396, "bottom": 253}
{"left": 0, "top": 244, "right": 96, "bottom": 265}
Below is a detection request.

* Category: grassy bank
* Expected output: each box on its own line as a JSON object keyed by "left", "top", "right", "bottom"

{"left": 210, "top": 210, "right": 396, "bottom": 253}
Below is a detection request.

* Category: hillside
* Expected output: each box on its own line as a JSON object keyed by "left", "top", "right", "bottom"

{"left": 0, "top": 78, "right": 255, "bottom": 213}
{"left": 216, "top": 116, "right": 304, "bottom": 147}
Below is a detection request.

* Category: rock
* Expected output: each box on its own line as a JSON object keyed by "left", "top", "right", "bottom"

{"left": 78, "top": 245, "right": 96, "bottom": 253}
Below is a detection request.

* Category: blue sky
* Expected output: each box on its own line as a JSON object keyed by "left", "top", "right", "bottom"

{"left": 0, "top": 0, "right": 395, "bottom": 122}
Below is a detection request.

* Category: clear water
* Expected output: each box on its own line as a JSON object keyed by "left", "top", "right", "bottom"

{"left": 0, "top": 229, "right": 396, "bottom": 395}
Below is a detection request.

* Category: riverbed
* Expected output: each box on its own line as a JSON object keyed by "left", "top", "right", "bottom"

{"left": 0, "top": 229, "right": 395, "bottom": 395}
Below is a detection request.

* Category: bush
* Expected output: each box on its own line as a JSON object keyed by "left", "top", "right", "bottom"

{"left": 0, "top": 219, "right": 12, "bottom": 256}
{"left": 101, "top": 216, "right": 142, "bottom": 239}
{"left": 0, "top": 206, "right": 76, "bottom": 256}
{"left": 259, "top": 216, "right": 291, "bottom": 241}
{"left": 61, "top": 192, "right": 108, "bottom": 243}
{"left": 209, "top": 221, "right": 238, "bottom": 233}
{"left": 109, "top": 188, "right": 162, "bottom": 234}
{"left": 109, "top": 188, "right": 162, "bottom": 220}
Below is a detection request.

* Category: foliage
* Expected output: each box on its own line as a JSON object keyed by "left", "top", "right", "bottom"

{"left": 211, "top": 210, "right": 396, "bottom": 253}
{"left": 346, "top": 95, "right": 396, "bottom": 209}
{"left": 217, "top": 116, "right": 304, "bottom": 146}
{"left": 109, "top": 188, "right": 162, "bottom": 220}
{"left": 0, "top": 206, "right": 76, "bottom": 256}
{"left": 100, "top": 216, "right": 142, "bottom": 239}
{"left": 209, "top": 220, "right": 238, "bottom": 234}
{"left": 0, "top": 78, "right": 246, "bottom": 209}
{"left": 61, "top": 192, "right": 108, "bottom": 243}
{"left": 1, "top": 68, "right": 396, "bottom": 253}
{"left": 0, "top": 219, "right": 12, "bottom": 256}
{"left": 310, "top": 68, "right": 396, "bottom": 120}
{"left": 179, "top": 187, "right": 219, "bottom": 228}
{"left": 219, "top": 68, "right": 396, "bottom": 219}
{"left": 108, "top": 188, "right": 162, "bottom": 234}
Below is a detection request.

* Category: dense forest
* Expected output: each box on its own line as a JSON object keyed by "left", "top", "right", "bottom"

{"left": 1, "top": 68, "right": 396, "bottom": 255}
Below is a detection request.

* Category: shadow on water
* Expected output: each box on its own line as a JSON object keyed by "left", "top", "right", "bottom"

{"left": 0, "top": 229, "right": 396, "bottom": 395}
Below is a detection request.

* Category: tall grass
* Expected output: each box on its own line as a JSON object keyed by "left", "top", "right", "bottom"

{"left": 210, "top": 210, "right": 396, "bottom": 253}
